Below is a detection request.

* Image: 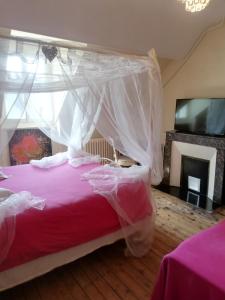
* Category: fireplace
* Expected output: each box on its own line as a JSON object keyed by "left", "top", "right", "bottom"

{"left": 161, "top": 131, "right": 225, "bottom": 211}
{"left": 180, "top": 156, "right": 210, "bottom": 209}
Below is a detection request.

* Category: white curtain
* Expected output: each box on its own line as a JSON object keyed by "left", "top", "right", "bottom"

{"left": 0, "top": 37, "right": 163, "bottom": 258}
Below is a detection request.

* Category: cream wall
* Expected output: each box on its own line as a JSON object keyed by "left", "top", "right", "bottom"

{"left": 161, "top": 22, "right": 225, "bottom": 143}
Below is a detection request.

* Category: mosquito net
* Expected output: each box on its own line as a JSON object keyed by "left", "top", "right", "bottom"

{"left": 0, "top": 37, "right": 163, "bottom": 260}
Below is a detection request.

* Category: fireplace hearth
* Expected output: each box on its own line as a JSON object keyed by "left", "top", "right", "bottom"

{"left": 158, "top": 131, "right": 225, "bottom": 211}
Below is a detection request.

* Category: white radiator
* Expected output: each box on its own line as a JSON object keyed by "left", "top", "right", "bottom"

{"left": 85, "top": 138, "right": 115, "bottom": 162}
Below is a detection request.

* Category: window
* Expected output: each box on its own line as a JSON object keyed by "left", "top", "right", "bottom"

{"left": 3, "top": 50, "right": 67, "bottom": 127}
{"left": 3, "top": 93, "right": 66, "bottom": 127}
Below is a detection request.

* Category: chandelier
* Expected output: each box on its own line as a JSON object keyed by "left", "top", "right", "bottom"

{"left": 178, "top": 0, "right": 211, "bottom": 13}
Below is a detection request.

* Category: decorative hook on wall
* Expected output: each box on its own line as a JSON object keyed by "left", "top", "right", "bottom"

{"left": 41, "top": 45, "right": 58, "bottom": 62}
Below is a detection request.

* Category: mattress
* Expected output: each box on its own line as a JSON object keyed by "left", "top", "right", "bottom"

{"left": 0, "top": 163, "right": 151, "bottom": 272}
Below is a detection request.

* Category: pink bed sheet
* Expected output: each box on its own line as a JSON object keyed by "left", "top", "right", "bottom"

{"left": 0, "top": 163, "right": 151, "bottom": 272}
{"left": 151, "top": 220, "right": 225, "bottom": 300}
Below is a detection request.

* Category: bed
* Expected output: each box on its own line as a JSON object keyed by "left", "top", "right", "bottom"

{"left": 0, "top": 162, "right": 152, "bottom": 291}
{"left": 151, "top": 220, "right": 225, "bottom": 300}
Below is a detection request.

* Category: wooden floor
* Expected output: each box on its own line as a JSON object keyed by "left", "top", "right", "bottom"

{"left": 1, "top": 189, "right": 225, "bottom": 300}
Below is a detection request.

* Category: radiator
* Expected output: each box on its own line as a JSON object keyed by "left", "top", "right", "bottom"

{"left": 85, "top": 138, "right": 115, "bottom": 162}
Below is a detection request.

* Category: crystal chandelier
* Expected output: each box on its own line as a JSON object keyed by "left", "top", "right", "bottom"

{"left": 178, "top": 0, "right": 211, "bottom": 13}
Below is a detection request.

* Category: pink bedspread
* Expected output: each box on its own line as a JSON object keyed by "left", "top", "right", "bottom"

{"left": 0, "top": 163, "right": 151, "bottom": 272}
{"left": 151, "top": 220, "right": 225, "bottom": 300}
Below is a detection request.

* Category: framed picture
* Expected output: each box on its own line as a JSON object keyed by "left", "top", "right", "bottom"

{"left": 9, "top": 128, "right": 52, "bottom": 165}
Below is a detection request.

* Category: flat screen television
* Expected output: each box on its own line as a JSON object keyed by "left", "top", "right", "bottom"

{"left": 175, "top": 98, "right": 225, "bottom": 136}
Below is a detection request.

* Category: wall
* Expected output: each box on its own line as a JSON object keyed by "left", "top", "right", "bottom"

{"left": 161, "top": 22, "right": 225, "bottom": 142}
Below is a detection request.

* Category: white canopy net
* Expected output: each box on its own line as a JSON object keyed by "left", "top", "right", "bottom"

{"left": 0, "top": 37, "right": 163, "bottom": 261}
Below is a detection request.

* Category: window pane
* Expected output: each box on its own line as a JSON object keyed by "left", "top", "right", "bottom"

{"left": 4, "top": 95, "right": 26, "bottom": 119}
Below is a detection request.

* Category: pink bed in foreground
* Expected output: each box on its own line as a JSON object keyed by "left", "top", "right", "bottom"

{"left": 151, "top": 220, "right": 225, "bottom": 300}
{"left": 0, "top": 163, "right": 151, "bottom": 273}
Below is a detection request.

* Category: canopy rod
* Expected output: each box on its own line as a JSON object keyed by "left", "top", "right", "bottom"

{"left": 0, "top": 30, "right": 148, "bottom": 60}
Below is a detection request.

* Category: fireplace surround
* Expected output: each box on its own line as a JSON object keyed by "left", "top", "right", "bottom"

{"left": 162, "top": 131, "right": 225, "bottom": 210}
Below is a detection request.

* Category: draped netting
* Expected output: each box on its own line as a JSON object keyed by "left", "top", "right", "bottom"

{"left": 82, "top": 164, "right": 155, "bottom": 257}
{"left": 0, "top": 190, "right": 45, "bottom": 265}
{"left": 0, "top": 36, "right": 163, "bottom": 259}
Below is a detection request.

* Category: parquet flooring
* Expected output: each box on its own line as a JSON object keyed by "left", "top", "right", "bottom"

{"left": 1, "top": 188, "right": 224, "bottom": 300}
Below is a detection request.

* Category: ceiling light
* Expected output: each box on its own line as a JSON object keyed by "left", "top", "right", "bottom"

{"left": 178, "top": 0, "right": 211, "bottom": 13}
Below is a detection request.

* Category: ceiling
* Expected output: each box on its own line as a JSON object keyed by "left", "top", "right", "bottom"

{"left": 0, "top": 0, "right": 224, "bottom": 59}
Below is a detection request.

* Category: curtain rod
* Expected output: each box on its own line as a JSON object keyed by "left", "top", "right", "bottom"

{"left": 0, "top": 31, "right": 148, "bottom": 60}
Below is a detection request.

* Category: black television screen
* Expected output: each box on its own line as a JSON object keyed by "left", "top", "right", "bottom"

{"left": 175, "top": 98, "right": 225, "bottom": 136}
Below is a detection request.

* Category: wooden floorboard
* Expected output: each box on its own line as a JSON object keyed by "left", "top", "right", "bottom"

{"left": 1, "top": 188, "right": 224, "bottom": 300}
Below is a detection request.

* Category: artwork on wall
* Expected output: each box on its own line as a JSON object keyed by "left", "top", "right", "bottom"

{"left": 9, "top": 128, "right": 52, "bottom": 165}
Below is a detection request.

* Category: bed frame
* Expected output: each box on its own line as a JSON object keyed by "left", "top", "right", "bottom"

{"left": 0, "top": 228, "right": 124, "bottom": 291}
